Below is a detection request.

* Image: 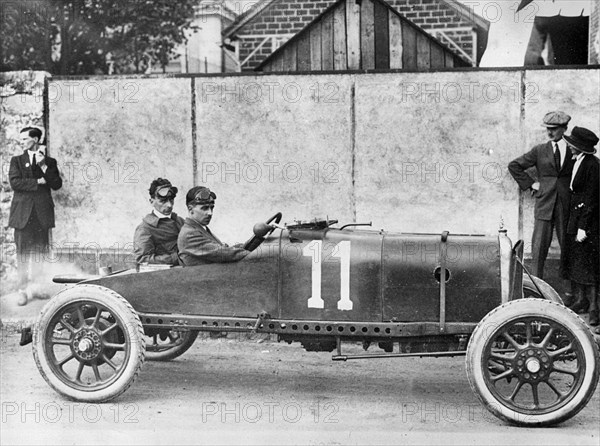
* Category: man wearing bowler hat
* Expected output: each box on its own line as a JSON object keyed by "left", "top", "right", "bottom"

{"left": 177, "top": 186, "right": 249, "bottom": 266}
{"left": 134, "top": 178, "right": 184, "bottom": 265}
{"left": 508, "top": 111, "right": 575, "bottom": 283}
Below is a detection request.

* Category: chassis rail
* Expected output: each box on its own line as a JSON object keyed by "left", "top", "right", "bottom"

{"left": 332, "top": 350, "right": 467, "bottom": 361}
{"left": 137, "top": 313, "right": 478, "bottom": 338}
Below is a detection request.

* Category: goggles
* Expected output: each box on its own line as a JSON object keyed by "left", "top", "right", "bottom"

{"left": 155, "top": 185, "right": 178, "bottom": 200}
{"left": 189, "top": 188, "right": 216, "bottom": 205}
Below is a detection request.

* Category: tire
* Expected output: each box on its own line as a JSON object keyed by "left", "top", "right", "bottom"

{"left": 144, "top": 329, "right": 199, "bottom": 361}
{"left": 522, "top": 275, "right": 563, "bottom": 304}
{"left": 32, "top": 285, "right": 145, "bottom": 403}
{"left": 466, "top": 299, "right": 599, "bottom": 426}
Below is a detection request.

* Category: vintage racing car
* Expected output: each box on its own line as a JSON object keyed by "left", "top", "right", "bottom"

{"left": 24, "top": 215, "right": 599, "bottom": 427}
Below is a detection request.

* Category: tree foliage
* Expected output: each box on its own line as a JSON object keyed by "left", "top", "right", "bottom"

{"left": 0, "top": 0, "right": 198, "bottom": 74}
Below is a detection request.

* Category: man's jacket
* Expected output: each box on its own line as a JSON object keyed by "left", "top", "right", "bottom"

{"left": 508, "top": 141, "right": 574, "bottom": 221}
{"left": 9, "top": 151, "right": 62, "bottom": 229}
{"left": 178, "top": 218, "right": 249, "bottom": 266}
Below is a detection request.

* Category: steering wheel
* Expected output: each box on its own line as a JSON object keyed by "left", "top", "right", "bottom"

{"left": 243, "top": 212, "right": 282, "bottom": 251}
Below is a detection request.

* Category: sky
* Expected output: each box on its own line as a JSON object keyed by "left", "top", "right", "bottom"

{"left": 225, "top": 0, "right": 593, "bottom": 68}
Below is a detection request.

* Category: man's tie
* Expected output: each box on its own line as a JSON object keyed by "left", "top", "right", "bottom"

{"left": 553, "top": 142, "right": 561, "bottom": 172}
{"left": 31, "top": 153, "right": 41, "bottom": 178}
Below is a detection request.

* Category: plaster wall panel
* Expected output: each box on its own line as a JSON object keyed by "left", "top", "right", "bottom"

{"left": 195, "top": 74, "right": 354, "bottom": 243}
{"left": 48, "top": 78, "right": 193, "bottom": 249}
{"left": 42, "top": 68, "right": 599, "bottom": 262}
{"left": 519, "top": 69, "right": 600, "bottom": 256}
{"left": 354, "top": 71, "right": 523, "bottom": 237}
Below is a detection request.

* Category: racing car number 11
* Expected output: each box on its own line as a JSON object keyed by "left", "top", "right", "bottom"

{"left": 303, "top": 240, "right": 353, "bottom": 311}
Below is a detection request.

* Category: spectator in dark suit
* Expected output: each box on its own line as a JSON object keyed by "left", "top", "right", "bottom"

{"left": 561, "top": 127, "right": 599, "bottom": 327}
{"left": 8, "top": 127, "right": 62, "bottom": 286}
{"left": 508, "top": 111, "right": 574, "bottom": 283}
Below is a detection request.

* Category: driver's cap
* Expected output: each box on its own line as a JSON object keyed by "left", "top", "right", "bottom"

{"left": 186, "top": 186, "right": 216, "bottom": 205}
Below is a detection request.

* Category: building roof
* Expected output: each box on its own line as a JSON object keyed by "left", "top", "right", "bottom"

{"left": 224, "top": 0, "right": 490, "bottom": 38}
{"left": 256, "top": 0, "right": 471, "bottom": 71}
{"left": 223, "top": 0, "right": 278, "bottom": 37}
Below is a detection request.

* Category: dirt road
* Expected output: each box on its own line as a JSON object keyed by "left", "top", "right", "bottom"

{"left": 1, "top": 332, "right": 599, "bottom": 445}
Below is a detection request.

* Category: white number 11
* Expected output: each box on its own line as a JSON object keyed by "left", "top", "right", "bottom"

{"left": 303, "top": 240, "right": 353, "bottom": 310}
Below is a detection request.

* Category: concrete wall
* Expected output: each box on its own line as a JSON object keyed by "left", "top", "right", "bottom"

{"left": 48, "top": 78, "right": 193, "bottom": 250}
{"left": 43, "top": 67, "right": 599, "bottom": 262}
{"left": 354, "top": 70, "right": 522, "bottom": 235}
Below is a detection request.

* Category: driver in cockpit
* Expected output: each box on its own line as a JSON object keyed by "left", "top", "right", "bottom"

{"left": 177, "top": 186, "right": 250, "bottom": 266}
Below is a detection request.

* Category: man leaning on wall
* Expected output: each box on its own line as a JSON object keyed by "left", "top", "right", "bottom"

{"left": 8, "top": 127, "right": 63, "bottom": 287}
{"left": 508, "top": 111, "right": 573, "bottom": 292}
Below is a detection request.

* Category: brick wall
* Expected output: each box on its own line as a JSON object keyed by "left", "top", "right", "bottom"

{"left": 388, "top": 0, "right": 476, "bottom": 60}
{"left": 233, "top": 0, "right": 480, "bottom": 70}
{"left": 236, "top": 0, "right": 337, "bottom": 70}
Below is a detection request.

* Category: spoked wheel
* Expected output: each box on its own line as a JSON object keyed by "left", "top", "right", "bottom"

{"left": 144, "top": 329, "right": 199, "bottom": 361}
{"left": 466, "top": 299, "right": 599, "bottom": 426}
{"left": 33, "top": 285, "right": 145, "bottom": 402}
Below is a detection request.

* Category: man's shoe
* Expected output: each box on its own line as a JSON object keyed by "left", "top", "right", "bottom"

{"left": 568, "top": 285, "right": 589, "bottom": 314}
{"left": 588, "top": 310, "right": 599, "bottom": 326}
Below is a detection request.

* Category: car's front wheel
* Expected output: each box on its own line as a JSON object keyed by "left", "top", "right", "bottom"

{"left": 33, "top": 285, "right": 145, "bottom": 402}
{"left": 466, "top": 298, "right": 599, "bottom": 426}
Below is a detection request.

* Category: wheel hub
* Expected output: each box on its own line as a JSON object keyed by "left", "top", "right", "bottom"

{"left": 526, "top": 357, "right": 541, "bottom": 373}
{"left": 72, "top": 329, "right": 102, "bottom": 361}
{"left": 514, "top": 348, "right": 551, "bottom": 382}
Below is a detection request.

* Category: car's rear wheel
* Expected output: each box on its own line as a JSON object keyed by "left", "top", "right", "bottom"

{"left": 522, "top": 276, "right": 563, "bottom": 304}
{"left": 33, "top": 285, "right": 145, "bottom": 402}
{"left": 144, "top": 329, "right": 199, "bottom": 361}
{"left": 466, "top": 299, "right": 599, "bottom": 426}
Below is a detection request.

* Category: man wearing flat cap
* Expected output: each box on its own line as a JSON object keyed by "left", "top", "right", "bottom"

{"left": 508, "top": 111, "right": 575, "bottom": 281}
{"left": 177, "top": 186, "right": 249, "bottom": 266}
{"left": 134, "top": 178, "right": 184, "bottom": 265}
